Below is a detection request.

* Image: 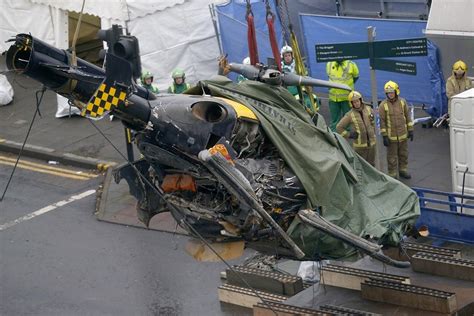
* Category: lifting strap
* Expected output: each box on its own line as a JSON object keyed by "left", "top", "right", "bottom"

{"left": 277, "top": 0, "right": 318, "bottom": 114}
{"left": 265, "top": 1, "right": 281, "bottom": 71}
{"left": 290, "top": 27, "right": 317, "bottom": 114}
{"left": 246, "top": 0, "right": 259, "bottom": 65}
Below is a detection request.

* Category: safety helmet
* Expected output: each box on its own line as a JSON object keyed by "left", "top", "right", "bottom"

{"left": 384, "top": 80, "right": 400, "bottom": 95}
{"left": 348, "top": 90, "right": 363, "bottom": 106}
{"left": 172, "top": 68, "right": 185, "bottom": 79}
{"left": 280, "top": 45, "right": 293, "bottom": 56}
{"left": 141, "top": 71, "right": 153, "bottom": 81}
{"left": 242, "top": 57, "right": 251, "bottom": 65}
{"left": 452, "top": 60, "right": 467, "bottom": 76}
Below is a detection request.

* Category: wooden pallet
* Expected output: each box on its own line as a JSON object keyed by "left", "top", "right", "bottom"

{"left": 412, "top": 252, "right": 474, "bottom": 281}
{"left": 361, "top": 279, "right": 457, "bottom": 314}
{"left": 253, "top": 301, "right": 333, "bottom": 316}
{"left": 320, "top": 264, "right": 410, "bottom": 290}
{"left": 218, "top": 283, "right": 288, "bottom": 309}
{"left": 226, "top": 266, "right": 304, "bottom": 296}
{"left": 402, "top": 242, "right": 461, "bottom": 258}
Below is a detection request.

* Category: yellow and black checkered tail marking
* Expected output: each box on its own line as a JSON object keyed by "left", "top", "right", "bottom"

{"left": 82, "top": 82, "right": 127, "bottom": 119}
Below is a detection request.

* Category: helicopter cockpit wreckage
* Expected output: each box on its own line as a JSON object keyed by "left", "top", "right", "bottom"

{"left": 3, "top": 26, "right": 420, "bottom": 268}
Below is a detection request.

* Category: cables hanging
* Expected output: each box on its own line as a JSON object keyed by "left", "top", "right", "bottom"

{"left": 1, "top": 87, "right": 46, "bottom": 202}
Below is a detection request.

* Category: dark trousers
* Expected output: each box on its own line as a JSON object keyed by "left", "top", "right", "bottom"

{"left": 387, "top": 140, "right": 408, "bottom": 176}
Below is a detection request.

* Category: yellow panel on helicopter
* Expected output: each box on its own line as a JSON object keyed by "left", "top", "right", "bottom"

{"left": 216, "top": 97, "right": 258, "bottom": 121}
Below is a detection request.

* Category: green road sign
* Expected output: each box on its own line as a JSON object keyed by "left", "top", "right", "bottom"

{"left": 373, "top": 38, "right": 427, "bottom": 58}
{"left": 316, "top": 37, "right": 425, "bottom": 76}
{"left": 373, "top": 59, "right": 417, "bottom": 75}
{"left": 315, "top": 42, "right": 368, "bottom": 62}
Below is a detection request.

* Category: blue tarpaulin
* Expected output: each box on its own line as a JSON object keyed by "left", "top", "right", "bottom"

{"left": 215, "top": 5, "right": 446, "bottom": 117}
{"left": 300, "top": 15, "right": 445, "bottom": 116}
{"left": 426, "top": 40, "right": 448, "bottom": 117}
{"left": 215, "top": 0, "right": 283, "bottom": 80}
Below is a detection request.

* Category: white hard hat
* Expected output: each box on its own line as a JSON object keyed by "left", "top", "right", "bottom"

{"left": 242, "top": 57, "right": 251, "bottom": 65}
{"left": 280, "top": 45, "right": 293, "bottom": 55}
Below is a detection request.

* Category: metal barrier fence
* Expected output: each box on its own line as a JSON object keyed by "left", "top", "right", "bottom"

{"left": 413, "top": 187, "right": 474, "bottom": 244}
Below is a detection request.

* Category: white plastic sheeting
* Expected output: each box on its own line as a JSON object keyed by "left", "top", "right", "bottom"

{"left": 0, "top": 75, "right": 14, "bottom": 106}
{"left": 0, "top": 0, "right": 56, "bottom": 50}
{"left": 1, "top": 0, "right": 225, "bottom": 95}
{"left": 30, "top": 0, "right": 186, "bottom": 20}
{"left": 125, "top": 0, "right": 224, "bottom": 90}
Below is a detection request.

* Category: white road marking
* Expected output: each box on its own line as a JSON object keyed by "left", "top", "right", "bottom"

{"left": 0, "top": 190, "right": 96, "bottom": 231}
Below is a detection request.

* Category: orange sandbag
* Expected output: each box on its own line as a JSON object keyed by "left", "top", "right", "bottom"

{"left": 161, "top": 174, "right": 196, "bottom": 193}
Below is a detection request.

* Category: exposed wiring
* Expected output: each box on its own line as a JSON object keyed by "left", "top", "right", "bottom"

{"left": 1, "top": 87, "right": 46, "bottom": 202}
{"left": 460, "top": 167, "right": 469, "bottom": 214}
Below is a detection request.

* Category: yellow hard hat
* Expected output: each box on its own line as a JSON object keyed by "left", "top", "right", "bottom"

{"left": 453, "top": 60, "right": 467, "bottom": 76}
{"left": 453, "top": 60, "right": 467, "bottom": 71}
{"left": 384, "top": 80, "right": 400, "bottom": 95}
{"left": 348, "top": 90, "right": 363, "bottom": 105}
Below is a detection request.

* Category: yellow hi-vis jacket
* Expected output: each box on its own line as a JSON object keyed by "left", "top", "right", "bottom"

{"left": 336, "top": 105, "right": 376, "bottom": 148}
{"left": 326, "top": 61, "right": 359, "bottom": 102}
{"left": 379, "top": 97, "right": 414, "bottom": 142}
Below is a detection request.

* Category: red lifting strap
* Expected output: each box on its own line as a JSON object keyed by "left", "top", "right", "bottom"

{"left": 266, "top": 12, "right": 281, "bottom": 71}
{"left": 246, "top": 12, "right": 259, "bottom": 65}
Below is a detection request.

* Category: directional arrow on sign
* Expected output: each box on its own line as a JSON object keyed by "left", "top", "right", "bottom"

{"left": 373, "top": 38, "right": 427, "bottom": 58}
{"left": 315, "top": 42, "right": 369, "bottom": 62}
{"left": 372, "top": 59, "right": 417, "bottom": 75}
{"left": 315, "top": 38, "right": 428, "bottom": 73}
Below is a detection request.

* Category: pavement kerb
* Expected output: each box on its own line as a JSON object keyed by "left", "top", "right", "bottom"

{"left": 0, "top": 138, "right": 117, "bottom": 171}
{"left": 95, "top": 167, "right": 112, "bottom": 219}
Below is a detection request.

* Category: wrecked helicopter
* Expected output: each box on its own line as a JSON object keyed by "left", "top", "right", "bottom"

{"left": 2, "top": 26, "right": 420, "bottom": 268}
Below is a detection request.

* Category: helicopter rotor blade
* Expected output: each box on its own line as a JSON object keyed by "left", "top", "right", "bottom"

{"left": 298, "top": 209, "right": 410, "bottom": 268}
{"left": 282, "top": 72, "right": 352, "bottom": 91}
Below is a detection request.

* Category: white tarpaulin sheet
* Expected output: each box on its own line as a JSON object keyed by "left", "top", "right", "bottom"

{"left": 128, "top": 0, "right": 222, "bottom": 90}
{"left": 30, "top": 0, "right": 186, "bottom": 20}
{"left": 0, "top": 0, "right": 56, "bottom": 50}
{"left": 0, "top": 75, "right": 14, "bottom": 106}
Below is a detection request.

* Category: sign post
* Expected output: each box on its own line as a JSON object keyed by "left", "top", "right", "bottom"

{"left": 315, "top": 36, "right": 427, "bottom": 74}
{"left": 367, "top": 26, "right": 382, "bottom": 170}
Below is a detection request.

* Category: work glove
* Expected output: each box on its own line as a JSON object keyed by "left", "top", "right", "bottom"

{"left": 349, "top": 131, "right": 359, "bottom": 139}
{"left": 383, "top": 136, "right": 389, "bottom": 147}
{"left": 408, "top": 130, "right": 414, "bottom": 141}
{"left": 217, "top": 55, "right": 231, "bottom": 76}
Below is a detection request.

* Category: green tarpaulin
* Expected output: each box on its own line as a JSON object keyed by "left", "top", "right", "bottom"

{"left": 187, "top": 77, "right": 420, "bottom": 259}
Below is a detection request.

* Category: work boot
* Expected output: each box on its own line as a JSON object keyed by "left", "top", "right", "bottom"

{"left": 399, "top": 170, "right": 411, "bottom": 179}
{"left": 388, "top": 172, "right": 398, "bottom": 179}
